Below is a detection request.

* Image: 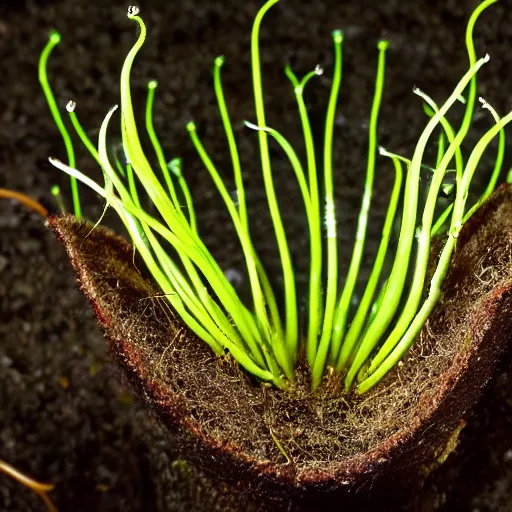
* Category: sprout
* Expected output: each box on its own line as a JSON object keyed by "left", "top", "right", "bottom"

{"left": 42, "top": 0, "right": 508, "bottom": 393}
{"left": 39, "top": 30, "right": 81, "bottom": 218}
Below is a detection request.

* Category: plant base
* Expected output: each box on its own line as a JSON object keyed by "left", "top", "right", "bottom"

{"left": 48, "top": 184, "right": 512, "bottom": 507}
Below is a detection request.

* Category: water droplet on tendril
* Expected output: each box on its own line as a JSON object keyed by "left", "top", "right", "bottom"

{"left": 224, "top": 268, "right": 243, "bottom": 289}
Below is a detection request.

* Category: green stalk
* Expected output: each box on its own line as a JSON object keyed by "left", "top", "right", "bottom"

{"left": 145, "top": 79, "right": 186, "bottom": 219}
{"left": 143, "top": 75, "right": 256, "bottom": 358}
{"left": 187, "top": 122, "right": 286, "bottom": 378}
{"left": 336, "top": 150, "right": 403, "bottom": 372}
{"left": 66, "top": 101, "right": 101, "bottom": 166}
{"left": 462, "top": 99, "right": 505, "bottom": 222}
{"left": 285, "top": 65, "right": 324, "bottom": 372}
{"left": 251, "top": 0, "right": 298, "bottom": 358}
{"left": 361, "top": 61, "right": 489, "bottom": 380}
{"left": 329, "top": 39, "right": 388, "bottom": 367}
{"left": 39, "top": 31, "right": 81, "bottom": 218}
{"left": 421, "top": 102, "right": 463, "bottom": 237}
{"left": 51, "top": 185, "right": 66, "bottom": 213}
{"left": 244, "top": 120, "right": 315, "bottom": 370}
{"left": 360, "top": 59, "right": 487, "bottom": 382}
{"left": 358, "top": 106, "right": 512, "bottom": 393}
{"left": 431, "top": 0, "right": 497, "bottom": 234}
{"left": 213, "top": 55, "right": 283, "bottom": 342}
{"left": 145, "top": 82, "right": 231, "bottom": 331}
{"left": 312, "top": 29, "right": 343, "bottom": 385}
{"left": 103, "top": 106, "right": 268, "bottom": 369}
{"left": 168, "top": 158, "right": 198, "bottom": 232}
{"left": 121, "top": 12, "right": 267, "bottom": 361}
{"left": 213, "top": 56, "right": 248, "bottom": 230}
{"left": 346, "top": 54, "right": 490, "bottom": 391}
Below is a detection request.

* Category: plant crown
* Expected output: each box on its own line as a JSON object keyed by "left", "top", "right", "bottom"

{"left": 42, "top": 0, "right": 509, "bottom": 393}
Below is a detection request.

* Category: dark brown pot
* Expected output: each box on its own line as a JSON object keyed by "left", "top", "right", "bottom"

{"left": 48, "top": 184, "right": 512, "bottom": 509}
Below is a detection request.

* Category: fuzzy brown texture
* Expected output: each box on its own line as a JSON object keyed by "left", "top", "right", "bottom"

{"left": 48, "top": 184, "right": 512, "bottom": 506}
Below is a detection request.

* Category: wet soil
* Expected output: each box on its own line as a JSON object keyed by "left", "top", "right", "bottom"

{"left": 1, "top": 0, "right": 512, "bottom": 510}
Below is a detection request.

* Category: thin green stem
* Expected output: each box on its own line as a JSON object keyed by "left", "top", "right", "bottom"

{"left": 430, "top": 0, "right": 497, "bottom": 237}
{"left": 51, "top": 185, "right": 66, "bottom": 213}
{"left": 213, "top": 56, "right": 248, "bottom": 231}
{"left": 329, "top": 40, "right": 388, "bottom": 369}
{"left": 214, "top": 55, "right": 283, "bottom": 340}
{"left": 358, "top": 106, "right": 512, "bottom": 393}
{"left": 463, "top": 98, "right": 506, "bottom": 221}
{"left": 120, "top": 12, "right": 262, "bottom": 358}
{"left": 336, "top": 150, "right": 403, "bottom": 372}
{"left": 168, "top": 158, "right": 198, "bottom": 232}
{"left": 346, "top": 54, "right": 490, "bottom": 391}
{"left": 422, "top": 101, "right": 463, "bottom": 237}
{"left": 39, "top": 31, "right": 81, "bottom": 218}
{"left": 285, "top": 64, "right": 324, "bottom": 371}
{"left": 245, "top": 120, "right": 312, "bottom": 367}
{"left": 362, "top": 62, "right": 490, "bottom": 379}
{"left": 251, "top": 0, "right": 298, "bottom": 358}
{"left": 66, "top": 101, "right": 101, "bottom": 165}
{"left": 312, "top": 29, "right": 343, "bottom": 386}
{"left": 187, "top": 122, "right": 283, "bottom": 377}
{"left": 145, "top": 80, "right": 186, "bottom": 218}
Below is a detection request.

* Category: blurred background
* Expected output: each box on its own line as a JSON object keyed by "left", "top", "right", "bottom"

{"left": 1, "top": 0, "right": 512, "bottom": 510}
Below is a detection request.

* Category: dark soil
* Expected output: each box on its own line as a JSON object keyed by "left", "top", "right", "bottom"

{"left": 1, "top": 0, "right": 512, "bottom": 510}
